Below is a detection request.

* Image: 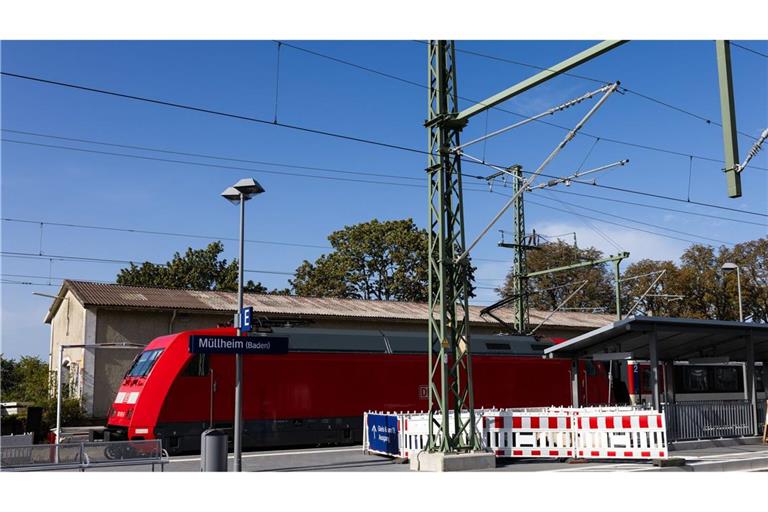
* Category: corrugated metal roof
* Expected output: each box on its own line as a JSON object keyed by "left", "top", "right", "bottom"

{"left": 46, "top": 280, "right": 613, "bottom": 329}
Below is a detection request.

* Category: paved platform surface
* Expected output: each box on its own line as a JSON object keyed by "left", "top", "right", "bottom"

{"left": 86, "top": 437, "right": 768, "bottom": 472}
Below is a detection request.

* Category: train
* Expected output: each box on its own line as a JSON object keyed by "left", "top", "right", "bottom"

{"left": 625, "top": 360, "right": 766, "bottom": 404}
{"left": 105, "top": 326, "right": 611, "bottom": 454}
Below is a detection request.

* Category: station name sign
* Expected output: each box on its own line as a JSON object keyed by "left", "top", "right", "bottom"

{"left": 189, "top": 335, "right": 289, "bottom": 355}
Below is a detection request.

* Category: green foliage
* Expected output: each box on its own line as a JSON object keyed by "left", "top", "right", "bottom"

{"left": 1, "top": 354, "right": 87, "bottom": 429}
{"left": 0, "top": 356, "right": 50, "bottom": 404}
{"left": 498, "top": 241, "right": 614, "bottom": 311}
{"left": 499, "top": 237, "right": 768, "bottom": 321}
{"left": 291, "top": 218, "right": 474, "bottom": 301}
{"left": 116, "top": 241, "right": 268, "bottom": 293}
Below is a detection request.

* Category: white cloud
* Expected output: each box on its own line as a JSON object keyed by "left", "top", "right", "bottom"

{"left": 531, "top": 221, "right": 688, "bottom": 264}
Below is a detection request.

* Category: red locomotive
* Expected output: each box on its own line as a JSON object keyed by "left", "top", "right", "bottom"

{"left": 106, "top": 327, "right": 609, "bottom": 453}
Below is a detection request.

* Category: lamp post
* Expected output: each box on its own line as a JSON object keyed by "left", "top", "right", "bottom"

{"left": 221, "top": 178, "right": 265, "bottom": 472}
{"left": 721, "top": 262, "right": 743, "bottom": 322}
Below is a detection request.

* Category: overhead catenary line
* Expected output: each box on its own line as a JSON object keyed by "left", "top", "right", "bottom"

{"left": 0, "top": 251, "right": 295, "bottom": 276}
{"left": 6, "top": 62, "right": 768, "bottom": 173}
{"left": 5, "top": 132, "right": 768, "bottom": 228}
{"left": 4, "top": 140, "right": 765, "bottom": 251}
{"left": 451, "top": 84, "right": 613, "bottom": 153}
{"left": 2, "top": 217, "right": 331, "bottom": 250}
{"left": 5, "top": 127, "right": 765, "bottom": 223}
{"left": 0, "top": 72, "right": 426, "bottom": 156}
{"left": 458, "top": 82, "right": 621, "bottom": 262}
{"left": 529, "top": 193, "right": 736, "bottom": 246}
{"left": 410, "top": 40, "right": 760, "bottom": 142}
{"left": 730, "top": 42, "right": 768, "bottom": 59}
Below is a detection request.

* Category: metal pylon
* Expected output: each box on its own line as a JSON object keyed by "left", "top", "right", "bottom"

{"left": 510, "top": 165, "right": 529, "bottom": 334}
{"left": 425, "top": 40, "right": 480, "bottom": 452}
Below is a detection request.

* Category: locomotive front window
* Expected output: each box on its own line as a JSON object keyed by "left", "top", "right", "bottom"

{"left": 127, "top": 349, "right": 163, "bottom": 378}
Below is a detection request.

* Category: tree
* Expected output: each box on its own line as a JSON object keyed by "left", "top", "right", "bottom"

{"left": 291, "top": 218, "right": 473, "bottom": 301}
{"left": 728, "top": 238, "right": 768, "bottom": 323}
{"left": 116, "top": 241, "right": 268, "bottom": 293}
{"left": 621, "top": 259, "right": 684, "bottom": 317}
{"left": 0, "top": 356, "right": 50, "bottom": 404}
{"left": 498, "top": 241, "right": 614, "bottom": 311}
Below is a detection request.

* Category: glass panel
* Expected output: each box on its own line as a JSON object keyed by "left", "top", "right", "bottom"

{"left": 126, "top": 349, "right": 163, "bottom": 378}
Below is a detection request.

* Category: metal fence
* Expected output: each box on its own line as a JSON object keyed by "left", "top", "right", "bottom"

{"left": 662, "top": 400, "right": 758, "bottom": 442}
{"left": 0, "top": 440, "right": 167, "bottom": 471}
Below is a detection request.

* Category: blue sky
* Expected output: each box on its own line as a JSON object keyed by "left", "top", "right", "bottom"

{"left": 2, "top": 40, "right": 767, "bottom": 359}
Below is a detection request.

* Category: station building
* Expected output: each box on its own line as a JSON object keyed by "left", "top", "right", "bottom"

{"left": 44, "top": 280, "right": 614, "bottom": 418}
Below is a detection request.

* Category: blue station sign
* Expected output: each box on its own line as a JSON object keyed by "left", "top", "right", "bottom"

{"left": 240, "top": 307, "right": 253, "bottom": 333}
{"left": 189, "top": 335, "right": 289, "bottom": 355}
{"left": 367, "top": 414, "right": 399, "bottom": 455}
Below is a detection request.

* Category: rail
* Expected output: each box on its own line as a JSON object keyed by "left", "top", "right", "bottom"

{"left": 0, "top": 440, "right": 169, "bottom": 472}
{"left": 662, "top": 400, "right": 757, "bottom": 442}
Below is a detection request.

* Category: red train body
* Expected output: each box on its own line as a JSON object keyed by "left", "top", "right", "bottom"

{"left": 106, "top": 327, "right": 608, "bottom": 453}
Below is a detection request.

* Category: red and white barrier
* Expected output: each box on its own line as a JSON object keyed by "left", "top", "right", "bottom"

{"left": 483, "top": 409, "right": 576, "bottom": 458}
{"left": 363, "top": 406, "right": 668, "bottom": 462}
{"left": 573, "top": 410, "right": 667, "bottom": 459}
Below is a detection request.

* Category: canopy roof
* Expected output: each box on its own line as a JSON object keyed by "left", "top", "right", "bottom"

{"left": 544, "top": 316, "right": 768, "bottom": 361}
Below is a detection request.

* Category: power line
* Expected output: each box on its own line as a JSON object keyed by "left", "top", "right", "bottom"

{"left": 5, "top": 129, "right": 766, "bottom": 221}
{"left": 529, "top": 193, "right": 737, "bottom": 246}
{"left": 2, "top": 217, "right": 331, "bottom": 250}
{"left": 519, "top": 195, "right": 712, "bottom": 246}
{"left": 282, "top": 41, "right": 767, "bottom": 167}
{"left": 7, "top": 60, "right": 768, "bottom": 174}
{"left": 0, "top": 251, "right": 295, "bottom": 276}
{"left": 537, "top": 187, "right": 767, "bottom": 227}
{"left": 1, "top": 139, "right": 425, "bottom": 189}
{"left": 0, "top": 71, "right": 426, "bottom": 156}
{"left": 1, "top": 128, "right": 423, "bottom": 183}
{"left": 731, "top": 42, "right": 768, "bottom": 59}
{"left": 411, "top": 40, "right": 760, "bottom": 142}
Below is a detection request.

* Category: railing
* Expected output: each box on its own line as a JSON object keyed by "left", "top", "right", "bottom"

{"left": 0, "top": 440, "right": 168, "bottom": 472}
{"left": 662, "top": 400, "right": 757, "bottom": 442}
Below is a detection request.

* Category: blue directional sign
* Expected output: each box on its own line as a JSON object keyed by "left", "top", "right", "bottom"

{"left": 367, "top": 414, "right": 399, "bottom": 455}
{"left": 189, "top": 335, "right": 288, "bottom": 355}
{"left": 240, "top": 307, "right": 253, "bottom": 333}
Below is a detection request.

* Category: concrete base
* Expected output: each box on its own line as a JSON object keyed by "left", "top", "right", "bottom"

{"left": 410, "top": 451, "right": 496, "bottom": 472}
{"left": 669, "top": 436, "right": 762, "bottom": 451}
{"left": 653, "top": 457, "right": 686, "bottom": 467}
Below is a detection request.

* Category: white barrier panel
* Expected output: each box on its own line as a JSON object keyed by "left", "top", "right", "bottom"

{"left": 483, "top": 410, "right": 575, "bottom": 458}
{"left": 574, "top": 410, "right": 668, "bottom": 459}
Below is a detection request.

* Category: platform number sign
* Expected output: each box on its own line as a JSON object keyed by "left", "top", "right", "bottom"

{"left": 240, "top": 307, "right": 253, "bottom": 333}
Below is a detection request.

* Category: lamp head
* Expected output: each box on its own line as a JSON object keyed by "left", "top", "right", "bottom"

{"left": 721, "top": 262, "right": 738, "bottom": 272}
{"left": 221, "top": 186, "right": 242, "bottom": 205}
{"left": 233, "top": 178, "right": 265, "bottom": 199}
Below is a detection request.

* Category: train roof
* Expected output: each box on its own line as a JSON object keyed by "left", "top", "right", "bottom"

{"left": 148, "top": 327, "right": 550, "bottom": 356}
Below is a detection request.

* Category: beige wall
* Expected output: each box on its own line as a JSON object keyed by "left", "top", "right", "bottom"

{"left": 49, "top": 291, "right": 88, "bottom": 402}
{"left": 92, "top": 348, "right": 142, "bottom": 418}
{"left": 94, "top": 310, "right": 228, "bottom": 346}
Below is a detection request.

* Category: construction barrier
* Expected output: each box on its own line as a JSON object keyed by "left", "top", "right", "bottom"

{"left": 573, "top": 409, "right": 667, "bottom": 459}
{"left": 483, "top": 408, "right": 575, "bottom": 458}
{"left": 363, "top": 406, "right": 668, "bottom": 462}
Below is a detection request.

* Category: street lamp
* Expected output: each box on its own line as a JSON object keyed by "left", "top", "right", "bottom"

{"left": 221, "top": 177, "right": 264, "bottom": 472}
{"left": 721, "top": 262, "right": 743, "bottom": 322}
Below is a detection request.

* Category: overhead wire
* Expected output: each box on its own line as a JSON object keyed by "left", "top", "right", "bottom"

{"left": 0, "top": 251, "right": 295, "bottom": 276}
{"left": 730, "top": 42, "right": 768, "bottom": 59}
{"left": 411, "top": 40, "right": 760, "bottom": 142}
{"left": 4, "top": 131, "right": 768, "bottom": 225}
{"left": 5, "top": 127, "right": 767, "bottom": 223}
{"left": 1, "top": 217, "right": 332, "bottom": 250}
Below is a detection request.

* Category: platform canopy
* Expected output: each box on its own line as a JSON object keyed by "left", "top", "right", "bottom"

{"left": 544, "top": 316, "right": 768, "bottom": 362}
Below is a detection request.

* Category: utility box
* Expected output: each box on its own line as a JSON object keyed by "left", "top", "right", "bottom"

{"left": 200, "top": 429, "right": 228, "bottom": 472}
